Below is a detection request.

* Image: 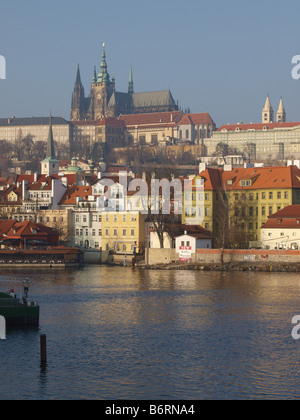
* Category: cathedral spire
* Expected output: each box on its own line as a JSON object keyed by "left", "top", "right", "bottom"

{"left": 98, "top": 42, "right": 110, "bottom": 83}
{"left": 76, "top": 64, "right": 82, "bottom": 86}
{"left": 128, "top": 65, "right": 134, "bottom": 95}
{"left": 46, "top": 114, "right": 56, "bottom": 160}
{"left": 71, "top": 64, "right": 85, "bottom": 121}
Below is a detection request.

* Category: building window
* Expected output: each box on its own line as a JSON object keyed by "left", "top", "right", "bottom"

{"left": 114, "top": 229, "right": 117, "bottom": 236}
{"left": 139, "top": 135, "right": 146, "bottom": 145}
{"left": 131, "top": 229, "right": 135, "bottom": 236}
{"left": 123, "top": 229, "right": 127, "bottom": 236}
{"left": 284, "top": 191, "right": 289, "bottom": 199}
{"left": 277, "top": 192, "right": 281, "bottom": 199}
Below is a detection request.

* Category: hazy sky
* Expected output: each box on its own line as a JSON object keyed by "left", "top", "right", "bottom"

{"left": 0, "top": 0, "right": 300, "bottom": 127}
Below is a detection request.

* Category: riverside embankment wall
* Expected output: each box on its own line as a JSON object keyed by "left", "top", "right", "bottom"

{"left": 148, "top": 248, "right": 300, "bottom": 266}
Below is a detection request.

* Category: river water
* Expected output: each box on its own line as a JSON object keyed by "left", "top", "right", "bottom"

{"left": 0, "top": 266, "right": 300, "bottom": 400}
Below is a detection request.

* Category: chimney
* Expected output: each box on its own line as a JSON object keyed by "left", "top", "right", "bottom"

{"left": 224, "top": 164, "right": 233, "bottom": 172}
{"left": 34, "top": 172, "right": 38, "bottom": 183}
{"left": 199, "top": 162, "right": 206, "bottom": 173}
{"left": 22, "top": 180, "right": 28, "bottom": 201}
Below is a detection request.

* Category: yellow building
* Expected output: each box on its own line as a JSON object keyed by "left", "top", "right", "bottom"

{"left": 182, "top": 169, "right": 220, "bottom": 233}
{"left": 183, "top": 165, "right": 300, "bottom": 248}
{"left": 101, "top": 211, "right": 145, "bottom": 254}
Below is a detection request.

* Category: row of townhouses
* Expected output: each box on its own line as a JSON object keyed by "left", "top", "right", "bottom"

{"left": 2, "top": 116, "right": 300, "bottom": 253}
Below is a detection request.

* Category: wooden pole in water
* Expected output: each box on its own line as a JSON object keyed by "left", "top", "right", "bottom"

{"left": 40, "top": 334, "right": 47, "bottom": 364}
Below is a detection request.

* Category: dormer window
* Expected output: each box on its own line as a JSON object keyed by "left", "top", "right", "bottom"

{"left": 240, "top": 179, "right": 252, "bottom": 187}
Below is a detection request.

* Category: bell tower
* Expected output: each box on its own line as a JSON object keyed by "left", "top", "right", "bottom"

{"left": 88, "top": 43, "right": 114, "bottom": 120}
{"left": 262, "top": 95, "right": 274, "bottom": 123}
{"left": 71, "top": 65, "right": 86, "bottom": 121}
{"left": 277, "top": 97, "right": 286, "bottom": 123}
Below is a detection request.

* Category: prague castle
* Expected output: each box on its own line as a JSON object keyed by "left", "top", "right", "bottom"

{"left": 70, "top": 43, "right": 178, "bottom": 121}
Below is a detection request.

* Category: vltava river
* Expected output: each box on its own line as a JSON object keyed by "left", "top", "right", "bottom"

{"left": 0, "top": 266, "right": 300, "bottom": 400}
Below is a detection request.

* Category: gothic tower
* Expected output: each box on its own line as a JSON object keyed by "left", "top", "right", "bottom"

{"left": 276, "top": 97, "right": 286, "bottom": 123}
{"left": 128, "top": 66, "right": 134, "bottom": 95}
{"left": 71, "top": 65, "right": 86, "bottom": 121}
{"left": 262, "top": 95, "right": 274, "bottom": 123}
{"left": 88, "top": 43, "right": 115, "bottom": 120}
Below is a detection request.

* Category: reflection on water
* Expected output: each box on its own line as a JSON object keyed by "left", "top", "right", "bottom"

{"left": 1, "top": 267, "right": 300, "bottom": 399}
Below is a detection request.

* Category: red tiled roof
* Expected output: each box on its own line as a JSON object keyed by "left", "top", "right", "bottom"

{"left": 262, "top": 219, "right": 300, "bottom": 229}
{"left": 267, "top": 205, "right": 300, "bottom": 219}
{"left": 59, "top": 186, "right": 92, "bottom": 205}
{"left": 217, "top": 122, "right": 300, "bottom": 132}
{"left": 262, "top": 205, "right": 300, "bottom": 229}
{"left": 221, "top": 166, "right": 300, "bottom": 190}
{"left": 0, "top": 220, "right": 58, "bottom": 242}
{"left": 0, "top": 220, "right": 17, "bottom": 235}
{"left": 119, "top": 111, "right": 182, "bottom": 127}
{"left": 164, "top": 224, "right": 213, "bottom": 239}
{"left": 177, "top": 113, "right": 215, "bottom": 126}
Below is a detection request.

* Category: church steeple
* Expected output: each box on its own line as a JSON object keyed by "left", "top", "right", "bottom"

{"left": 98, "top": 43, "right": 110, "bottom": 83}
{"left": 128, "top": 66, "right": 134, "bottom": 95}
{"left": 262, "top": 95, "right": 274, "bottom": 123}
{"left": 277, "top": 97, "right": 286, "bottom": 123}
{"left": 41, "top": 114, "right": 60, "bottom": 176}
{"left": 46, "top": 114, "right": 56, "bottom": 160}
